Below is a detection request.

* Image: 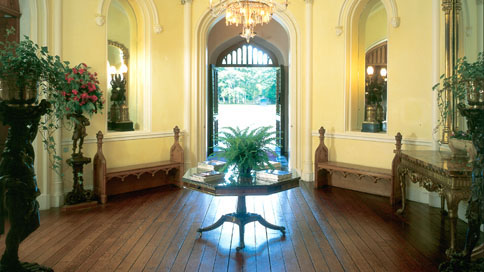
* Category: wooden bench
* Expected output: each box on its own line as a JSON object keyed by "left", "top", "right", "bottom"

{"left": 314, "top": 126, "right": 401, "bottom": 205}
{"left": 93, "top": 126, "right": 184, "bottom": 204}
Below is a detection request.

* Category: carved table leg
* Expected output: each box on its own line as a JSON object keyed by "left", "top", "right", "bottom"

{"left": 197, "top": 196, "right": 285, "bottom": 251}
{"left": 255, "top": 214, "right": 286, "bottom": 235}
{"left": 396, "top": 165, "right": 407, "bottom": 214}
{"left": 197, "top": 215, "right": 230, "bottom": 235}
{"left": 443, "top": 189, "right": 468, "bottom": 256}
{"left": 440, "top": 195, "right": 448, "bottom": 216}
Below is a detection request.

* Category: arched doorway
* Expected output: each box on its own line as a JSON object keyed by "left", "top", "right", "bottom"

{"left": 193, "top": 11, "right": 301, "bottom": 171}
{"left": 207, "top": 41, "right": 288, "bottom": 164}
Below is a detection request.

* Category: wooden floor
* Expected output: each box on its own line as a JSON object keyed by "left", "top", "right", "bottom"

{"left": 0, "top": 182, "right": 476, "bottom": 271}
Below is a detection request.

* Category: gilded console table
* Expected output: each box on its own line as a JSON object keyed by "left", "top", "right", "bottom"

{"left": 395, "top": 150, "right": 471, "bottom": 255}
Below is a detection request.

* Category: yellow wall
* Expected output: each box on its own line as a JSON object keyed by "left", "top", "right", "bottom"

{"left": 31, "top": 0, "right": 451, "bottom": 206}
{"left": 313, "top": 0, "right": 434, "bottom": 168}
{"left": 59, "top": 0, "right": 184, "bottom": 191}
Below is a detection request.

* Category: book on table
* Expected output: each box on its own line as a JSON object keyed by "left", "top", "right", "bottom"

{"left": 190, "top": 170, "right": 224, "bottom": 182}
{"left": 197, "top": 160, "right": 226, "bottom": 171}
{"left": 256, "top": 169, "right": 292, "bottom": 181}
{"left": 262, "top": 161, "right": 281, "bottom": 170}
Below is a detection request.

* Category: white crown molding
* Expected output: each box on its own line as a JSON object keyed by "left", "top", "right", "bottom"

{"left": 311, "top": 131, "right": 433, "bottom": 147}
{"left": 336, "top": 0, "right": 400, "bottom": 36}
{"left": 96, "top": 0, "right": 162, "bottom": 33}
{"left": 61, "top": 130, "right": 185, "bottom": 146}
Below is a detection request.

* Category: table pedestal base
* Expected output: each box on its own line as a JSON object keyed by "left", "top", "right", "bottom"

{"left": 197, "top": 196, "right": 285, "bottom": 250}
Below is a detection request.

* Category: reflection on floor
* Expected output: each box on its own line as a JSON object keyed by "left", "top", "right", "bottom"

{"left": 3, "top": 182, "right": 481, "bottom": 271}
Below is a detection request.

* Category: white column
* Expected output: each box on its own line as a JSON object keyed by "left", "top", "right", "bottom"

{"left": 432, "top": 0, "right": 441, "bottom": 150}
{"left": 302, "top": 0, "right": 313, "bottom": 181}
{"left": 51, "top": 0, "right": 64, "bottom": 207}
{"left": 182, "top": 0, "right": 192, "bottom": 170}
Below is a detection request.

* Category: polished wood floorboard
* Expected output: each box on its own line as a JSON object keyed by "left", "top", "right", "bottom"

{"left": 0, "top": 182, "right": 477, "bottom": 271}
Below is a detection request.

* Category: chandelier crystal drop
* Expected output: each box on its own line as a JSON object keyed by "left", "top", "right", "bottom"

{"left": 210, "top": 0, "right": 288, "bottom": 42}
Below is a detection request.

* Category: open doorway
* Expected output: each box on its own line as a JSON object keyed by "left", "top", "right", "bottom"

{"left": 207, "top": 43, "right": 288, "bottom": 165}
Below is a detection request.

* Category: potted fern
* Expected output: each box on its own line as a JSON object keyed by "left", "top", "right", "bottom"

{"left": 217, "top": 126, "right": 277, "bottom": 179}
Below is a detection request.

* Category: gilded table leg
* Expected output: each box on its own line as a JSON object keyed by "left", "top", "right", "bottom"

{"left": 443, "top": 189, "right": 469, "bottom": 256}
{"left": 396, "top": 166, "right": 407, "bottom": 214}
{"left": 441, "top": 195, "right": 448, "bottom": 216}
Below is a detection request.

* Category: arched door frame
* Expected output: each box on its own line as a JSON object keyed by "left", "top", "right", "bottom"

{"left": 216, "top": 41, "right": 279, "bottom": 66}
{"left": 208, "top": 41, "right": 288, "bottom": 158}
{"left": 192, "top": 11, "right": 302, "bottom": 172}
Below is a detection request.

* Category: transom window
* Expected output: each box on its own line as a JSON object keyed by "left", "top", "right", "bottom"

{"left": 217, "top": 43, "right": 277, "bottom": 67}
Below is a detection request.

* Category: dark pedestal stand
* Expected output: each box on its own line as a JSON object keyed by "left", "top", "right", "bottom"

{"left": 0, "top": 100, "right": 53, "bottom": 272}
{"left": 197, "top": 196, "right": 285, "bottom": 251}
{"left": 440, "top": 105, "right": 484, "bottom": 271}
{"left": 65, "top": 155, "right": 94, "bottom": 205}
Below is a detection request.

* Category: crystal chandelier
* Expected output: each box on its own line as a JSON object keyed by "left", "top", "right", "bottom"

{"left": 210, "top": 0, "right": 288, "bottom": 42}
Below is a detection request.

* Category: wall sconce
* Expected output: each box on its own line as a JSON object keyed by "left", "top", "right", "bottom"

{"left": 119, "top": 63, "right": 128, "bottom": 75}
{"left": 109, "top": 66, "right": 117, "bottom": 77}
{"left": 366, "top": 65, "right": 374, "bottom": 76}
{"left": 380, "top": 67, "right": 387, "bottom": 78}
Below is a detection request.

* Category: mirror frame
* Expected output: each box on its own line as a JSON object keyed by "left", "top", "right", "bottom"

{"left": 441, "top": 0, "right": 461, "bottom": 143}
{"left": 108, "top": 40, "right": 129, "bottom": 70}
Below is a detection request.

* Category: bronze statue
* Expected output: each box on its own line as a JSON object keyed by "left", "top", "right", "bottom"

{"left": 68, "top": 113, "right": 90, "bottom": 156}
{"left": 110, "top": 74, "right": 126, "bottom": 105}
{"left": 64, "top": 112, "right": 94, "bottom": 205}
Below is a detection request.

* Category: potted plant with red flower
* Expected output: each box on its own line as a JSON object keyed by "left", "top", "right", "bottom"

{"left": 47, "top": 63, "right": 104, "bottom": 205}
{"left": 48, "top": 63, "right": 104, "bottom": 156}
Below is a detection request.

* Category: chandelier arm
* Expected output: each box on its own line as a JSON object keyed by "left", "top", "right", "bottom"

{"left": 209, "top": 0, "right": 288, "bottom": 42}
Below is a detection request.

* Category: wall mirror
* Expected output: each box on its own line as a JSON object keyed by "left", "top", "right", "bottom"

{"left": 450, "top": 0, "right": 484, "bottom": 137}
{"left": 107, "top": 0, "right": 138, "bottom": 131}
{"left": 356, "top": 0, "right": 388, "bottom": 133}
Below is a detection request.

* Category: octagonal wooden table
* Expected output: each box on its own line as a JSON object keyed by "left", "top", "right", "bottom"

{"left": 182, "top": 167, "right": 300, "bottom": 250}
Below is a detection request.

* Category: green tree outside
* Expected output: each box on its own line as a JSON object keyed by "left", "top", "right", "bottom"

{"left": 217, "top": 67, "right": 277, "bottom": 105}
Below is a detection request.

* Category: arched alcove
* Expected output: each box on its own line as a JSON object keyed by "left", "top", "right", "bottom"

{"left": 101, "top": 0, "right": 153, "bottom": 134}
{"left": 343, "top": 0, "right": 391, "bottom": 133}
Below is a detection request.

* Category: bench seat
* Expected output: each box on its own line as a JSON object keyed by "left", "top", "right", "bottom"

{"left": 93, "top": 126, "right": 184, "bottom": 204}
{"left": 314, "top": 126, "right": 401, "bottom": 205}
{"left": 106, "top": 161, "right": 180, "bottom": 181}
{"left": 317, "top": 161, "right": 392, "bottom": 183}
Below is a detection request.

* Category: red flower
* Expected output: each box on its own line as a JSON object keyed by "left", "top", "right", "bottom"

{"left": 87, "top": 83, "right": 97, "bottom": 92}
{"left": 61, "top": 91, "right": 66, "bottom": 97}
{"left": 72, "top": 89, "right": 78, "bottom": 95}
{"left": 72, "top": 68, "right": 78, "bottom": 74}
{"left": 79, "top": 69, "right": 86, "bottom": 74}
{"left": 90, "top": 95, "right": 98, "bottom": 102}
{"left": 67, "top": 77, "right": 74, "bottom": 83}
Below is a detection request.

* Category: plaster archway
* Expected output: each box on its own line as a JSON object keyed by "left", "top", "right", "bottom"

{"left": 95, "top": 0, "right": 162, "bottom": 33}
{"left": 336, "top": 0, "right": 400, "bottom": 36}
